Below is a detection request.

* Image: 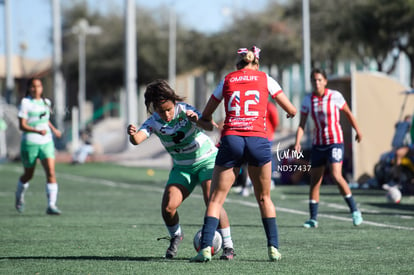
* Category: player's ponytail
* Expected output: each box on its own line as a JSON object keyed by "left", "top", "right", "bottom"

{"left": 244, "top": 51, "right": 255, "bottom": 63}
{"left": 236, "top": 46, "right": 261, "bottom": 69}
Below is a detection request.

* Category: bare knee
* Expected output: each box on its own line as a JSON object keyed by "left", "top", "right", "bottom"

{"left": 255, "top": 193, "right": 271, "bottom": 207}
{"left": 162, "top": 202, "right": 177, "bottom": 216}
{"left": 20, "top": 168, "right": 35, "bottom": 182}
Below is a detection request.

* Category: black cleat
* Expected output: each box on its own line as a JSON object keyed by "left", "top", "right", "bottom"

{"left": 165, "top": 233, "right": 184, "bottom": 259}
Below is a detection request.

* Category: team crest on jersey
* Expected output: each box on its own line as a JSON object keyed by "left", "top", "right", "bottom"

{"left": 146, "top": 125, "right": 153, "bottom": 133}
{"left": 177, "top": 115, "right": 189, "bottom": 128}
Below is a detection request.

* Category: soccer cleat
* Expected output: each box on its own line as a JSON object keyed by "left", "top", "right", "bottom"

{"left": 268, "top": 246, "right": 282, "bottom": 261}
{"left": 165, "top": 233, "right": 184, "bottom": 259}
{"left": 220, "top": 247, "right": 235, "bottom": 260}
{"left": 46, "top": 206, "right": 61, "bottom": 215}
{"left": 190, "top": 246, "right": 212, "bottom": 262}
{"left": 15, "top": 197, "right": 24, "bottom": 213}
{"left": 303, "top": 219, "right": 318, "bottom": 228}
{"left": 352, "top": 211, "right": 363, "bottom": 226}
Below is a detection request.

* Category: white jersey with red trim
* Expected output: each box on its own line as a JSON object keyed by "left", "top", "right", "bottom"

{"left": 211, "top": 68, "right": 283, "bottom": 138}
{"left": 300, "top": 88, "right": 346, "bottom": 145}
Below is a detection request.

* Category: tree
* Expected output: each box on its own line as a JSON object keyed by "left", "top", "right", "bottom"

{"left": 60, "top": 3, "right": 212, "bottom": 114}
{"left": 195, "top": 2, "right": 300, "bottom": 79}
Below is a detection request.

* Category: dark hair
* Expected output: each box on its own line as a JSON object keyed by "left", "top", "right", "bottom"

{"left": 144, "top": 79, "right": 185, "bottom": 114}
{"left": 25, "top": 77, "right": 40, "bottom": 97}
{"left": 25, "top": 77, "right": 52, "bottom": 113}
{"left": 310, "top": 68, "right": 327, "bottom": 80}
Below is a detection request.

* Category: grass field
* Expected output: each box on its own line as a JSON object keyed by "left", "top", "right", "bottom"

{"left": 1, "top": 161, "right": 413, "bottom": 275}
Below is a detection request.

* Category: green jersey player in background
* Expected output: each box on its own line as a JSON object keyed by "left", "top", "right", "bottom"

{"left": 15, "top": 78, "right": 62, "bottom": 215}
{"left": 127, "top": 79, "right": 235, "bottom": 260}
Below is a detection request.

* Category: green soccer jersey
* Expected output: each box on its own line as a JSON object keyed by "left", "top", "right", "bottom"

{"left": 18, "top": 96, "right": 53, "bottom": 145}
{"left": 139, "top": 102, "right": 217, "bottom": 167}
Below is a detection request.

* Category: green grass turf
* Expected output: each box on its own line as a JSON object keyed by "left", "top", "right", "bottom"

{"left": 0, "top": 161, "right": 413, "bottom": 274}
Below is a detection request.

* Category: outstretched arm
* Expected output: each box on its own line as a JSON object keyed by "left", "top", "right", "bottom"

{"left": 273, "top": 92, "right": 297, "bottom": 118}
{"left": 198, "top": 97, "right": 220, "bottom": 131}
{"left": 185, "top": 110, "right": 218, "bottom": 131}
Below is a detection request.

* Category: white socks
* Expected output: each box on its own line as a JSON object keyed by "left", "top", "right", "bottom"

{"left": 16, "top": 181, "right": 29, "bottom": 200}
{"left": 218, "top": 227, "right": 234, "bottom": 249}
{"left": 46, "top": 183, "right": 58, "bottom": 208}
{"left": 167, "top": 224, "right": 182, "bottom": 237}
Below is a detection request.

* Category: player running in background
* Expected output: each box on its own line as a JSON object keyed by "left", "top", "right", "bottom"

{"left": 15, "top": 77, "right": 62, "bottom": 215}
{"left": 294, "top": 68, "right": 363, "bottom": 228}
{"left": 191, "top": 46, "right": 296, "bottom": 262}
{"left": 127, "top": 79, "right": 235, "bottom": 260}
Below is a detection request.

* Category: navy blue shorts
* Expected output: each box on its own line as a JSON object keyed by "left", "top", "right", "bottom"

{"left": 311, "top": 143, "right": 344, "bottom": 167}
{"left": 215, "top": 135, "right": 272, "bottom": 167}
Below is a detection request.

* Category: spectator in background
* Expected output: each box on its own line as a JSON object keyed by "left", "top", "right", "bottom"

{"left": 266, "top": 101, "right": 279, "bottom": 142}
{"left": 72, "top": 126, "right": 94, "bottom": 164}
{"left": 387, "top": 115, "right": 413, "bottom": 191}
{"left": 411, "top": 114, "right": 414, "bottom": 142}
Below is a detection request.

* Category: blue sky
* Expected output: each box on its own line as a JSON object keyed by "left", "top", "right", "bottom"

{"left": 0, "top": 0, "right": 270, "bottom": 59}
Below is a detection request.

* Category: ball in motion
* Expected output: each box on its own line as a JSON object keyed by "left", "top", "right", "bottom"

{"left": 193, "top": 229, "right": 222, "bottom": 256}
{"left": 386, "top": 186, "right": 402, "bottom": 204}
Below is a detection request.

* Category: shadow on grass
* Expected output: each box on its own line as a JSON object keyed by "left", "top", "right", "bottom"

{"left": 283, "top": 189, "right": 386, "bottom": 197}
{"left": 0, "top": 256, "right": 168, "bottom": 261}
{"left": 366, "top": 202, "right": 414, "bottom": 212}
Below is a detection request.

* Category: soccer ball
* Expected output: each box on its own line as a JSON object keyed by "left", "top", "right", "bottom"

{"left": 386, "top": 186, "right": 402, "bottom": 204}
{"left": 193, "top": 229, "right": 222, "bottom": 256}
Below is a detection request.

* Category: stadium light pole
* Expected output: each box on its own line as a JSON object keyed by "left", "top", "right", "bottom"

{"left": 302, "top": 0, "right": 311, "bottom": 93}
{"left": 71, "top": 18, "right": 101, "bottom": 129}
{"left": 302, "top": 0, "right": 312, "bottom": 149}
{"left": 124, "top": 0, "right": 138, "bottom": 149}
{"left": 2, "top": 0, "right": 14, "bottom": 104}
{"left": 168, "top": 5, "right": 176, "bottom": 89}
{"left": 52, "top": 0, "right": 65, "bottom": 132}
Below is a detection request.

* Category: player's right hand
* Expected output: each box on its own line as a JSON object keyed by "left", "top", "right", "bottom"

{"left": 38, "top": 129, "right": 47, "bottom": 136}
{"left": 127, "top": 124, "right": 137, "bottom": 136}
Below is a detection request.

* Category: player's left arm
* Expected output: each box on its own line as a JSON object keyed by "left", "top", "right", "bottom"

{"left": 273, "top": 92, "right": 297, "bottom": 118}
{"left": 268, "top": 75, "right": 296, "bottom": 118}
{"left": 199, "top": 96, "right": 220, "bottom": 131}
{"left": 342, "top": 104, "right": 362, "bottom": 142}
{"left": 48, "top": 121, "right": 62, "bottom": 138}
{"left": 196, "top": 119, "right": 218, "bottom": 131}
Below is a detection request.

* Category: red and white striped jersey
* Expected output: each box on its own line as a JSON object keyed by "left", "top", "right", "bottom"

{"left": 300, "top": 88, "right": 346, "bottom": 145}
{"left": 211, "top": 68, "right": 283, "bottom": 138}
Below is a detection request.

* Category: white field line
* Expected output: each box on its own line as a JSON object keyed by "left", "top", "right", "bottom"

{"left": 3, "top": 166, "right": 414, "bottom": 231}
